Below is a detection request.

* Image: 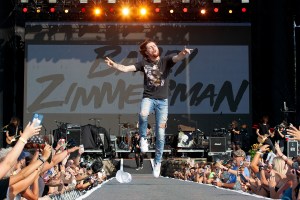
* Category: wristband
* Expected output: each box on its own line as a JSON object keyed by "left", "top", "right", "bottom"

{"left": 38, "top": 156, "right": 45, "bottom": 164}
{"left": 19, "top": 137, "right": 27, "bottom": 144}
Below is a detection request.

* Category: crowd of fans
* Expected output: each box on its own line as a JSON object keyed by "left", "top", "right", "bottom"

{"left": 0, "top": 121, "right": 108, "bottom": 200}
{"left": 3, "top": 115, "right": 300, "bottom": 200}
{"left": 167, "top": 124, "right": 300, "bottom": 199}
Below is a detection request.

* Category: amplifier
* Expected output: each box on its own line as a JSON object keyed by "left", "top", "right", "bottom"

{"left": 287, "top": 140, "right": 298, "bottom": 158}
{"left": 210, "top": 137, "right": 226, "bottom": 153}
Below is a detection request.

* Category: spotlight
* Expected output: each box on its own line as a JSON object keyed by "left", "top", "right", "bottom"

{"left": 50, "top": 7, "right": 55, "bottom": 13}
{"left": 49, "top": 0, "right": 57, "bottom": 3}
{"left": 109, "top": 7, "right": 114, "bottom": 13}
{"left": 213, "top": 0, "right": 221, "bottom": 3}
{"left": 81, "top": 7, "right": 86, "bottom": 13}
{"left": 79, "top": 0, "right": 88, "bottom": 3}
{"left": 94, "top": 7, "right": 101, "bottom": 16}
{"left": 155, "top": 7, "right": 160, "bottom": 13}
{"left": 183, "top": 7, "right": 188, "bottom": 13}
{"left": 140, "top": 7, "right": 147, "bottom": 16}
{"left": 182, "top": 0, "right": 190, "bottom": 3}
{"left": 153, "top": 0, "right": 161, "bottom": 3}
{"left": 22, "top": 7, "right": 28, "bottom": 13}
{"left": 228, "top": 9, "right": 233, "bottom": 14}
{"left": 36, "top": 7, "right": 41, "bottom": 13}
{"left": 170, "top": 9, "right": 174, "bottom": 14}
{"left": 213, "top": 7, "right": 219, "bottom": 13}
{"left": 20, "top": 0, "right": 29, "bottom": 3}
{"left": 108, "top": 0, "right": 116, "bottom": 3}
{"left": 200, "top": 9, "right": 206, "bottom": 15}
{"left": 64, "top": 8, "right": 69, "bottom": 14}
{"left": 121, "top": 7, "right": 130, "bottom": 16}
{"left": 241, "top": 0, "right": 249, "bottom": 3}
{"left": 241, "top": 7, "right": 247, "bottom": 13}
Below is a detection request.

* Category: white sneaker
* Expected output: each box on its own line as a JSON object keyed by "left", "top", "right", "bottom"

{"left": 153, "top": 163, "right": 161, "bottom": 178}
{"left": 140, "top": 137, "right": 149, "bottom": 153}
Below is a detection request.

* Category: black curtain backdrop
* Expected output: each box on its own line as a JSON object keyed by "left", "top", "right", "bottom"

{"left": 251, "top": 0, "right": 296, "bottom": 127}
{"left": 0, "top": 0, "right": 299, "bottom": 137}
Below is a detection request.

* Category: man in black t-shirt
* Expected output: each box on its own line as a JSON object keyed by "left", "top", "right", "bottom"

{"left": 105, "top": 38, "right": 192, "bottom": 178}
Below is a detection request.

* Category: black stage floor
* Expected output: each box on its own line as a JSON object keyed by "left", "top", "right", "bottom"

{"left": 78, "top": 160, "right": 269, "bottom": 200}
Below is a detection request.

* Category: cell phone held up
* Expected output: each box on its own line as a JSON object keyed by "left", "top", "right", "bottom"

{"left": 32, "top": 113, "right": 43, "bottom": 127}
{"left": 239, "top": 174, "right": 248, "bottom": 183}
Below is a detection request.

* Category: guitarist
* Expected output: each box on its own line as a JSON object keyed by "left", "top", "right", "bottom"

{"left": 5, "top": 116, "right": 23, "bottom": 147}
{"left": 256, "top": 115, "right": 275, "bottom": 152}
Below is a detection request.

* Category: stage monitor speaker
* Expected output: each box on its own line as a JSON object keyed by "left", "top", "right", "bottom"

{"left": 287, "top": 140, "right": 298, "bottom": 158}
{"left": 210, "top": 137, "right": 226, "bottom": 153}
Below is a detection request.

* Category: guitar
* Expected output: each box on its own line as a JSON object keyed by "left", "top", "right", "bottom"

{"left": 6, "top": 135, "right": 20, "bottom": 144}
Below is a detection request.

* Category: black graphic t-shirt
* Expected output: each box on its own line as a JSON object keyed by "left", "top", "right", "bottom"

{"left": 134, "top": 55, "right": 175, "bottom": 99}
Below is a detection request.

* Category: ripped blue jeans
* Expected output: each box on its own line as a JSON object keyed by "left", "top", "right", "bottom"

{"left": 138, "top": 98, "right": 168, "bottom": 164}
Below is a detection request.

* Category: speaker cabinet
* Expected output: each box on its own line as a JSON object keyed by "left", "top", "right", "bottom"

{"left": 210, "top": 137, "right": 226, "bottom": 153}
{"left": 287, "top": 140, "right": 298, "bottom": 158}
{"left": 66, "top": 128, "right": 81, "bottom": 146}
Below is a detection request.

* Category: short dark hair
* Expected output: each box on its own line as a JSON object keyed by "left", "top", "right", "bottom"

{"left": 139, "top": 38, "right": 156, "bottom": 59}
{"left": 91, "top": 160, "right": 103, "bottom": 173}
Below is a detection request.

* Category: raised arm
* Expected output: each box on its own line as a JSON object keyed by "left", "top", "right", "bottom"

{"left": 0, "top": 122, "right": 42, "bottom": 179}
{"left": 172, "top": 46, "right": 192, "bottom": 63}
{"left": 105, "top": 57, "right": 136, "bottom": 72}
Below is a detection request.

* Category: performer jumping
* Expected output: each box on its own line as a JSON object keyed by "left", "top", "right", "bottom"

{"left": 105, "top": 38, "right": 192, "bottom": 178}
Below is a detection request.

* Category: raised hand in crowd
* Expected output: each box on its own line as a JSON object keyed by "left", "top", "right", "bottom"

{"left": 287, "top": 124, "right": 300, "bottom": 141}
{"left": 0, "top": 122, "right": 42, "bottom": 179}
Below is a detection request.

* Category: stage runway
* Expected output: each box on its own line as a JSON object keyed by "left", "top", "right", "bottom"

{"left": 79, "top": 174, "right": 268, "bottom": 200}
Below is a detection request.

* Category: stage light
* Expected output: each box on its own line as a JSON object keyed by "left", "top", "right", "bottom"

{"left": 94, "top": 7, "right": 101, "bottom": 16}
{"left": 155, "top": 7, "right": 160, "bottom": 13}
{"left": 109, "top": 7, "right": 114, "bottom": 13}
{"left": 182, "top": 0, "right": 190, "bottom": 3}
{"left": 50, "top": 7, "right": 55, "bottom": 13}
{"left": 200, "top": 9, "right": 206, "bottom": 15}
{"left": 228, "top": 9, "right": 233, "bottom": 14}
{"left": 241, "top": 0, "right": 249, "bottom": 3}
{"left": 241, "top": 7, "right": 247, "bottom": 13}
{"left": 22, "top": 7, "right": 28, "bottom": 13}
{"left": 140, "top": 7, "right": 147, "bottom": 16}
{"left": 36, "top": 7, "right": 41, "bottom": 13}
{"left": 81, "top": 7, "right": 86, "bottom": 13}
{"left": 153, "top": 0, "right": 161, "bottom": 3}
{"left": 121, "top": 7, "right": 130, "bottom": 16}
{"left": 183, "top": 7, "right": 188, "bottom": 13}
{"left": 213, "top": 7, "right": 219, "bottom": 13}
{"left": 49, "top": 0, "right": 57, "bottom": 3}
{"left": 170, "top": 9, "right": 174, "bottom": 14}
{"left": 213, "top": 0, "right": 221, "bottom": 3}
{"left": 64, "top": 8, "right": 69, "bottom": 14}
{"left": 80, "top": 0, "right": 88, "bottom": 3}
{"left": 108, "top": 0, "right": 116, "bottom": 3}
{"left": 20, "top": 0, "right": 29, "bottom": 3}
